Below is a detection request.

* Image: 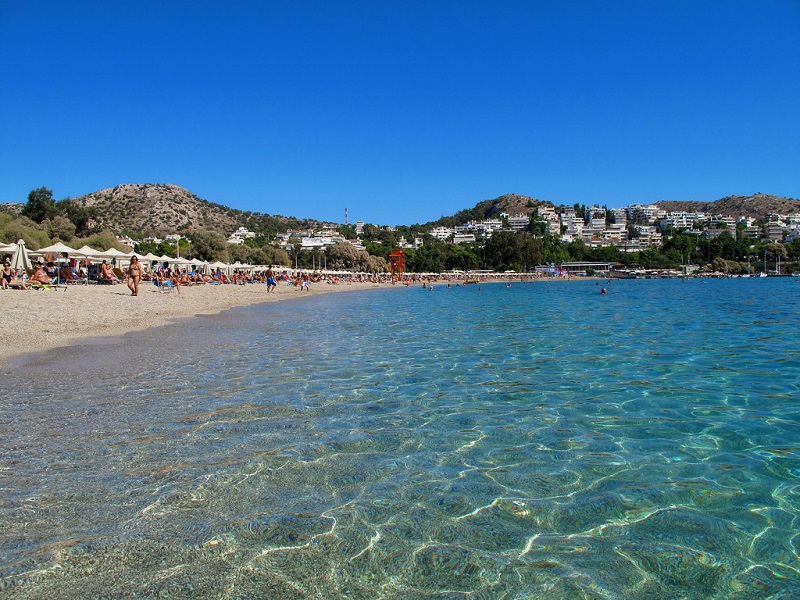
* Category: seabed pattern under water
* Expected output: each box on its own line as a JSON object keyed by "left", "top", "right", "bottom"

{"left": 1, "top": 278, "right": 799, "bottom": 598}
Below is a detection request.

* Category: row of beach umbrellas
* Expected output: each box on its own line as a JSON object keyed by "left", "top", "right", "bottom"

{"left": 1, "top": 240, "right": 368, "bottom": 279}
{"left": 0, "top": 240, "right": 304, "bottom": 277}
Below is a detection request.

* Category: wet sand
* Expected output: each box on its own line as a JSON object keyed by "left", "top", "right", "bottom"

{"left": 0, "top": 280, "right": 393, "bottom": 364}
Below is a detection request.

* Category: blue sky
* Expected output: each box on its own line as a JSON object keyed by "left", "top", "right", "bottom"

{"left": 1, "top": 1, "right": 798, "bottom": 226}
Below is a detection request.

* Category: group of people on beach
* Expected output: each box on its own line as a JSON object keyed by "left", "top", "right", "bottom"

{"left": 2, "top": 251, "right": 403, "bottom": 295}
{"left": 123, "top": 261, "right": 321, "bottom": 296}
{"left": 2, "top": 258, "right": 72, "bottom": 290}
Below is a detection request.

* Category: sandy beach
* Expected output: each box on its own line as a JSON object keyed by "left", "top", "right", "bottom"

{"left": 0, "top": 280, "right": 393, "bottom": 364}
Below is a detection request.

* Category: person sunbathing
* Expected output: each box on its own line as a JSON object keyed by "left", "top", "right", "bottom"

{"left": 29, "top": 263, "right": 52, "bottom": 285}
{"left": 158, "top": 265, "right": 181, "bottom": 295}
{"left": 2, "top": 260, "right": 26, "bottom": 289}
{"left": 6, "top": 270, "right": 28, "bottom": 290}
{"left": 169, "top": 268, "right": 182, "bottom": 295}
{"left": 99, "top": 261, "right": 118, "bottom": 284}
{"left": 59, "top": 265, "right": 79, "bottom": 282}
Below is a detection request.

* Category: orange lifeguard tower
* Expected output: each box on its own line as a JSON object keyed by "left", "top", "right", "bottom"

{"left": 389, "top": 249, "right": 404, "bottom": 282}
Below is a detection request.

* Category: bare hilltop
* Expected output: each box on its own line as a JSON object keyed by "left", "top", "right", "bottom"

{"left": 653, "top": 193, "right": 800, "bottom": 220}
{"left": 70, "top": 183, "right": 252, "bottom": 237}
{"left": 65, "top": 183, "right": 327, "bottom": 238}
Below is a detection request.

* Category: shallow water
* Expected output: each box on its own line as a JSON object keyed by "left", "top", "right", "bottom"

{"left": 1, "top": 278, "right": 799, "bottom": 598}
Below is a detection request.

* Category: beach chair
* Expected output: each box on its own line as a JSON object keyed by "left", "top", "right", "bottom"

{"left": 26, "top": 269, "right": 66, "bottom": 291}
{"left": 29, "top": 280, "right": 66, "bottom": 291}
{"left": 59, "top": 268, "right": 87, "bottom": 285}
{"left": 153, "top": 278, "right": 175, "bottom": 294}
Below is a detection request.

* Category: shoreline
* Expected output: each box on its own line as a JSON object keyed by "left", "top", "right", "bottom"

{"left": 0, "top": 281, "right": 396, "bottom": 365}
{"left": 0, "top": 274, "right": 712, "bottom": 365}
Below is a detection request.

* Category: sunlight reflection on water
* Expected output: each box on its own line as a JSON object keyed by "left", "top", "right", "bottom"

{"left": 1, "top": 278, "right": 799, "bottom": 598}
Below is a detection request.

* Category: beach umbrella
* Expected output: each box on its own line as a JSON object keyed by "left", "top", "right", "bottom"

{"left": 97, "top": 247, "right": 134, "bottom": 269}
{"left": 33, "top": 242, "right": 81, "bottom": 283}
{"left": 137, "top": 252, "right": 160, "bottom": 275}
{"left": 186, "top": 258, "right": 203, "bottom": 274}
{"left": 10, "top": 239, "right": 32, "bottom": 272}
{"left": 99, "top": 247, "right": 131, "bottom": 260}
{"left": 72, "top": 245, "right": 104, "bottom": 259}
{"left": 0, "top": 242, "right": 15, "bottom": 253}
{"left": 67, "top": 245, "right": 104, "bottom": 284}
{"left": 34, "top": 241, "right": 78, "bottom": 256}
{"left": 208, "top": 260, "right": 228, "bottom": 276}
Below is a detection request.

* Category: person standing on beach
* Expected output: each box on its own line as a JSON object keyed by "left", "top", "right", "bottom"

{"left": 266, "top": 265, "right": 277, "bottom": 294}
{"left": 127, "top": 255, "right": 143, "bottom": 296}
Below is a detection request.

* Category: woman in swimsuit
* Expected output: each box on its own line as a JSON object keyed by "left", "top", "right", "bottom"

{"left": 30, "top": 263, "right": 52, "bottom": 285}
{"left": 127, "top": 256, "right": 143, "bottom": 296}
{"left": 2, "top": 260, "right": 13, "bottom": 289}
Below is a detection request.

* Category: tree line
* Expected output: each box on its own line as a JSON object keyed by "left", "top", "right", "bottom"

{"left": 351, "top": 224, "right": 800, "bottom": 274}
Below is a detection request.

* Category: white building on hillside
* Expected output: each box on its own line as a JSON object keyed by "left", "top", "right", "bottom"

{"left": 398, "top": 236, "right": 423, "bottom": 249}
{"left": 627, "top": 204, "right": 665, "bottom": 224}
{"left": 507, "top": 214, "right": 530, "bottom": 231}
{"left": 453, "top": 233, "right": 476, "bottom": 244}
{"left": 227, "top": 227, "right": 256, "bottom": 244}
{"left": 430, "top": 226, "right": 452, "bottom": 241}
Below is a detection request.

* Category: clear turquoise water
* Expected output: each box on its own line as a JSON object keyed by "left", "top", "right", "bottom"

{"left": 1, "top": 278, "right": 799, "bottom": 598}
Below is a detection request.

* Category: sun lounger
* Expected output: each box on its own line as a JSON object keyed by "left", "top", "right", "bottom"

{"left": 29, "top": 281, "right": 67, "bottom": 291}
{"left": 153, "top": 279, "right": 175, "bottom": 294}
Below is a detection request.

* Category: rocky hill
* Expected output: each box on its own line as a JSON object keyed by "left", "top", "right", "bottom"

{"left": 71, "top": 183, "right": 245, "bottom": 237}
{"left": 69, "top": 183, "right": 330, "bottom": 238}
{"left": 424, "top": 193, "right": 552, "bottom": 228}
{"left": 654, "top": 193, "right": 800, "bottom": 220}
